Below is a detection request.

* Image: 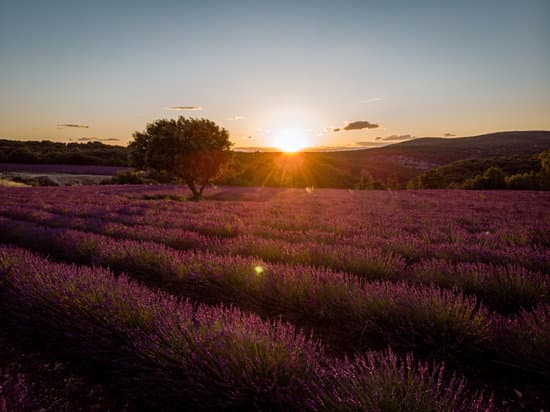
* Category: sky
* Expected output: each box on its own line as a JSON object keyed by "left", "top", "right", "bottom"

{"left": 1, "top": 0, "right": 549, "bottom": 150}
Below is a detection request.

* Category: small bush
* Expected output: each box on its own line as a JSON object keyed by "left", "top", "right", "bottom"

{"left": 506, "top": 172, "right": 538, "bottom": 190}
{"left": 108, "top": 170, "right": 157, "bottom": 185}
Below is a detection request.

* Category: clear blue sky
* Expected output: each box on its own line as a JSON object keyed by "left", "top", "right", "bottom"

{"left": 1, "top": 0, "right": 549, "bottom": 150}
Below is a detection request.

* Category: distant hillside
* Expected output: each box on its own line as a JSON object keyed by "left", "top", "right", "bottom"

{"left": 226, "top": 131, "right": 550, "bottom": 188}
{"left": 0, "top": 139, "right": 128, "bottom": 166}
{"left": 3, "top": 131, "right": 550, "bottom": 188}
{"left": 372, "top": 131, "right": 550, "bottom": 163}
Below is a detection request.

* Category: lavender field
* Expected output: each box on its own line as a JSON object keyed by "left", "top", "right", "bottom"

{"left": 1, "top": 185, "right": 549, "bottom": 411}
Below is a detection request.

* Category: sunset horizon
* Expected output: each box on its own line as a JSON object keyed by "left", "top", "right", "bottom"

{"left": 1, "top": 1, "right": 549, "bottom": 151}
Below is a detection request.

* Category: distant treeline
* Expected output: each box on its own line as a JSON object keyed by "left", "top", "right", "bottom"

{"left": 2, "top": 138, "right": 550, "bottom": 190}
{"left": 408, "top": 150, "right": 550, "bottom": 190}
{"left": 115, "top": 149, "right": 550, "bottom": 190}
{"left": 0, "top": 140, "right": 128, "bottom": 166}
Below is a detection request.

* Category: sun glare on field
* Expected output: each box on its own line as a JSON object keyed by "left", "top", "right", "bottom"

{"left": 272, "top": 128, "right": 310, "bottom": 152}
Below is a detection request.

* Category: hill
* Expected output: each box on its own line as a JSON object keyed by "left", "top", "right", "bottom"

{"left": 2, "top": 131, "right": 550, "bottom": 188}
{"left": 225, "top": 131, "right": 550, "bottom": 188}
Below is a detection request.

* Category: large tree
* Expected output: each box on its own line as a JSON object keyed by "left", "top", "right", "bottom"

{"left": 129, "top": 117, "right": 232, "bottom": 199}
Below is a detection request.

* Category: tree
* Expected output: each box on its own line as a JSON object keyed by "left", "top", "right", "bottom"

{"left": 419, "top": 169, "right": 446, "bottom": 189}
{"left": 129, "top": 117, "right": 232, "bottom": 200}
{"left": 482, "top": 166, "right": 506, "bottom": 189}
{"left": 539, "top": 149, "right": 550, "bottom": 174}
{"left": 537, "top": 149, "right": 550, "bottom": 189}
{"left": 463, "top": 166, "right": 506, "bottom": 189}
{"left": 355, "top": 169, "right": 386, "bottom": 190}
{"left": 506, "top": 172, "right": 538, "bottom": 190}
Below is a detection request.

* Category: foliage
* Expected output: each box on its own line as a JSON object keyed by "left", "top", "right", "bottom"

{"left": 539, "top": 149, "right": 550, "bottom": 174}
{"left": 354, "top": 169, "right": 386, "bottom": 189}
{"left": 537, "top": 149, "right": 550, "bottom": 190}
{"left": 414, "top": 155, "right": 539, "bottom": 187}
{"left": 421, "top": 169, "right": 447, "bottom": 189}
{"left": 463, "top": 166, "right": 506, "bottom": 189}
{"left": 506, "top": 171, "right": 538, "bottom": 190}
{"left": 410, "top": 151, "right": 550, "bottom": 190}
{"left": 0, "top": 139, "right": 127, "bottom": 166}
{"left": 129, "top": 117, "right": 232, "bottom": 199}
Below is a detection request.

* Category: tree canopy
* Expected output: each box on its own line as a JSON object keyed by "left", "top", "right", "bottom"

{"left": 129, "top": 117, "right": 232, "bottom": 199}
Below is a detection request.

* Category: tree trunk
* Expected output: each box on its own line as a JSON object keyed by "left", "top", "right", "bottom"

{"left": 186, "top": 180, "right": 202, "bottom": 201}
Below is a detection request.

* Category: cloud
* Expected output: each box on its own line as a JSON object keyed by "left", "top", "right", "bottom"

{"left": 376, "top": 134, "right": 414, "bottom": 141}
{"left": 166, "top": 106, "right": 202, "bottom": 111}
{"left": 444, "top": 132, "right": 456, "bottom": 137}
{"left": 233, "top": 146, "right": 279, "bottom": 152}
{"left": 333, "top": 128, "right": 341, "bottom": 132}
{"left": 227, "top": 115, "right": 246, "bottom": 121}
{"left": 255, "top": 128, "right": 273, "bottom": 133}
{"left": 359, "top": 97, "right": 382, "bottom": 104}
{"left": 57, "top": 123, "right": 89, "bottom": 128}
{"left": 76, "top": 137, "right": 120, "bottom": 142}
{"left": 355, "top": 141, "right": 386, "bottom": 147}
{"left": 343, "top": 121, "right": 379, "bottom": 131}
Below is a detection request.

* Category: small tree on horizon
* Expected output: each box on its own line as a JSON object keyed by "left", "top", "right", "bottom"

{"left": 463, "top": 166, "right": 506, "bottom": 189}
{"left": 355, "top": 169, "right": 386, "bottom": 190}
{"left": 129, "top": 117, "right": 232, "bottom": 200}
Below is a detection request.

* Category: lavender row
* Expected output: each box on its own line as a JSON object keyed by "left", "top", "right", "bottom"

{"left": 0, "top": 186, "right": 249, "bottom": 238}
{"left": 0, "top": 246, "right": 493, "bottom": 411}
{"left": 0, "top": 206, "right": 408, "bottom": 282}
{"left": 2, "top": 190, "right": 548, "bottom": 274}
{"left": 0, "top": 372, "right": 30, "bottom": 412}
{"left": 1, "top": 217, "right": 548, "bottom": 377}
{"left": 1, "top": 209, "right": 547, "bottom": 313}
{"left": 408, "top": 259, "right": 548, "bottom": 313}
{"left": 2, "top": 187, "right": 549, "bottom": 250}
{"left": 0, "top": 217, "right": 491, "bottom": 359}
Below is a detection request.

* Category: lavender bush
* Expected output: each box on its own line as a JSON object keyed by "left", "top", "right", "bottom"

{"left": 0, "top": 184, "right": 548, "bottom": 409}
{"left": 0, "top": 246, "right": 493, "bottom": 411}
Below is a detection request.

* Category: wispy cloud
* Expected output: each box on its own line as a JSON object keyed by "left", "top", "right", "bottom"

{"left": 343, "top": 121, "right": 379, "bottom": 131}
{"left": 227, "top": 115, "right": 246, "bottom": 121}
{"left": 359, "top": 97, "right": 382, "bottom": 104}
{"left": 166, "top": 106, "right": 203, "bottom": 111}
{"left": 76, "top": 137, "right": 120, "bottom": 142}
{"left": 375, "top": 134, "right": 414, "bottom": 141}
{"left": 233, "top": 146, "right": 279, "bottom": 152}
{"left": 57, "top": 123, "right": 89, "bottom": 128}
{"left": 444, "top": 132, "right": 456, "bottom": 137}
{"left": 355, "top": 141, "right": 386, "bottom": 147}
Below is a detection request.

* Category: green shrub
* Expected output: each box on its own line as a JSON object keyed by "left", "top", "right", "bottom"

{"left": 506, "top": 172, "right": 538, "bottom": 190}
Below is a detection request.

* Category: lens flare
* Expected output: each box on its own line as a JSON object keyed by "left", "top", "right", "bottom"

{"left": 254, "top": 265, "right": 264, "bottom": 275}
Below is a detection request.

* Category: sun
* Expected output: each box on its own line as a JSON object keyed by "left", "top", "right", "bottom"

{"left": 272, "top": 128, "right": 310, "bottom": 152}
